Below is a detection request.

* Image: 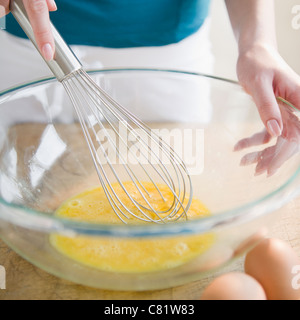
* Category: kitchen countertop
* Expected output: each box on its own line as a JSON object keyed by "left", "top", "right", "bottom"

{"left": 0, "top": 198, "right": 299, "bottom": 300}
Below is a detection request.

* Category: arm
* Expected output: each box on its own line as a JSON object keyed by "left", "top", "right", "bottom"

{"left": 0, "top": 0, "right": 57, "bottom": 61}
{"left": 225, "top": 0, "right": 277, "bottom": 53}
{"left": 225, "top": 0, "right": 300, "bottom": 137}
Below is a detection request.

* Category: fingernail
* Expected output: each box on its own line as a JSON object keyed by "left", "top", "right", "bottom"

{"left": 233, "top": 144, "right": 239, "bottom": 152}
{"left": 255, "top": 164, "right": 266, "bottom": 176}
{"left": 254, "top": 170, "right": 264, "bottom": 177}
{"left": 267, "top": 170, "right": 277, "bottom": 178}
{"left": 267, "top": 119, "right": 281, "bottom": 137}
{"left": 52, "top": 0, "right": 57, "bottom": 10}
{"left": 42, "top": 43, "right": 54, "bottom": 61}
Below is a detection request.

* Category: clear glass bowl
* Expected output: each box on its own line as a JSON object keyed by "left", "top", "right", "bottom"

{"left": 1, "top": 69, "right": 300, "bottom": 291}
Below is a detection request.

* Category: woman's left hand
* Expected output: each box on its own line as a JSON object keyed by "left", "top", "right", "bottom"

{"left": 237, "top": 44, "right": 300, "bottom": 138}
{"left": 234, "top": 44, "right": 300, "bottom": 176}
{"left": 234, "top": 98, "right": 300, "bottom": 177}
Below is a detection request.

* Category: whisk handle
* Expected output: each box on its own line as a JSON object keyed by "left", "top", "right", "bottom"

{"left": 10, "top": 0, "right": 82, "bottom": 82}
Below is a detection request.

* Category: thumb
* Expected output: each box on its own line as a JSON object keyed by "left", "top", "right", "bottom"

{"left": 249, "top": 79, "right": 283, "bottom": 138}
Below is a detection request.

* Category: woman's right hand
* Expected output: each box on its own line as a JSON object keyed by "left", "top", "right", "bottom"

{"left": 0, "top": 0, "right": 57, "bottom": 61}
{"left": 0, "top": 0, "right": 10, "bottom": 16}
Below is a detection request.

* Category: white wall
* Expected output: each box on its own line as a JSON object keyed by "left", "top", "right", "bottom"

{"left": 210, "top": 0, "right": 300, "bottom": 80}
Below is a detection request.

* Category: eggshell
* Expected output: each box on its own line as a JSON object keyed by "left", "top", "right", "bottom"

{"left": 200, "top": 272, "right": 267, "bottom": 300}
{"left": 244, "top": 238, "right": 300, "bottom": 300}
{"left": 234, "top": 228, "right": 268, "bottom": 257}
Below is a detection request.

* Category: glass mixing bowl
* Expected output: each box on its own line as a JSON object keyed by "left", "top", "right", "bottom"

{"left": 1, "top": 69, "right": 300, "bottom": 291}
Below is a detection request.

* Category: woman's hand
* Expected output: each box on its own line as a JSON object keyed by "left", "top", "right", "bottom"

{"left": 235, "top": 44, "right": 300, "bottom": 176}
{"left": 0, "top": 0, "right": 10, "bottom": 16}
{"left": 226, "top": 0, "right": 300, "bottom": 176}
{"left": 237, "top": 44, "right": 300, "bottom": 138}
{"left": 0, "top": 0, "right": 57, "bottom": 61}
{"left": 234, "top": 98, "right": 300, "bottom": 176}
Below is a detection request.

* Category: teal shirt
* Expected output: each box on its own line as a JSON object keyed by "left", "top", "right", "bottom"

{"left": 5, "top": 0, "right": 211, "bottom": 48}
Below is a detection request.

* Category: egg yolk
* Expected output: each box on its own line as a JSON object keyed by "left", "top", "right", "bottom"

{"left": 50, "top": 182, "right": 214, "bottom": 273}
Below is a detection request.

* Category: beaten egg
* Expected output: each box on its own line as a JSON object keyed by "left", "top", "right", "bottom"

{"left": 50, "top": 182, "right": 214, "bottom": 273}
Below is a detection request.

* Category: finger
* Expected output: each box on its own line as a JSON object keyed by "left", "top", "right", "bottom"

{"left": 240, "top": 151, "right": 263, "bottom": 166}
{"left": 277, "top": 97, "right": 298, "bottom": 113}
{"left": 250, "top": 78, "right": 283, "bottom": 138}
{"left": 23, "top": 0, "right": 55, "bottom": 61}
{"left": 277, "top": 74, "right": 300, "bottom": 112}
{"left": 0, "top": 0, "right": 10, "bottom": 17}
{"left": 45, "top": 0, "right": 57, "bottom": 11}
{"left": 234, "top": 130, "right": 272, "bottom": 151}
{"left": 277, "top": 99, "right": 300, "bottom": 142}
{"left": 267, "top": 139, "right": 299, "bottom": 177}
{"left": 255, "top": 145, "right": 277, "bottom": 176}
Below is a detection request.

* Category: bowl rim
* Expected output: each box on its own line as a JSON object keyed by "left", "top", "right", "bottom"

{"left": 1, "top": 67, "right": 300, "bottom": 237}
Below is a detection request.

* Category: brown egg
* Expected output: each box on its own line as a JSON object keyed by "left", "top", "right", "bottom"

{"left": 200, "top": 272, "right": 267, "bottom": 300}
{"left": 234, "top": 228, "right": 268, "bottom": 257}
{"left": 244, "top": 238, "right": 300, "bottom": 300}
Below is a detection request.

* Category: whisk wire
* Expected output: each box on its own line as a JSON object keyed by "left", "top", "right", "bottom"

{"left": 79, "top": 72, "right": 190, "bottom": 212}
{"left": 64, "top": 78, "right": 167, "bottom": 223}
{"left": 63, "top": 70, "right": 193, "bottom": 223}
{"left": 64, "top": 77, "right": 170, "bottom": 223}
{"left": 70, "top": 76, "right": 172, "bottom": 221}
{"left": 81, "top": 74, "right": 190, "bottom": 221}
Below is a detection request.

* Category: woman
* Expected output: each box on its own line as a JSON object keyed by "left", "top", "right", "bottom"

{"left": 1, "top": 0, "right": 300, "bottom": 175}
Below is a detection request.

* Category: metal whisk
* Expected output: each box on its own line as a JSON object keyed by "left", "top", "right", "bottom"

{"left": 11, "top": 0, "right": 193, "bottom": 224}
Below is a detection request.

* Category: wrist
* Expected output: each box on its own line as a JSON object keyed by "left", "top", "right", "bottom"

{"left": 238, "top": 42, "right": 278, "bottom": 59}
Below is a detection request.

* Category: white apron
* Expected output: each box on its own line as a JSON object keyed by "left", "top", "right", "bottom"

{"left": 0, "top": 18, "right": 214, "bottom": 123}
